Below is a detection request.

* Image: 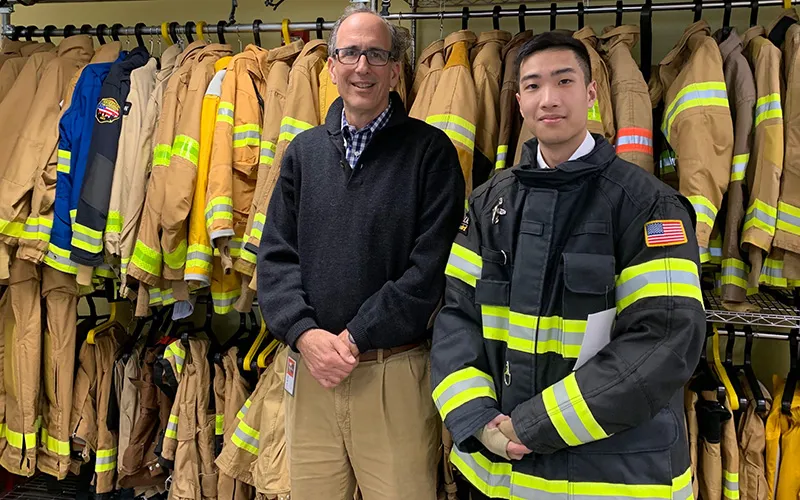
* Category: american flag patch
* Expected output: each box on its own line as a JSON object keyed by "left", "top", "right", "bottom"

{"left": 644, "top": 220, "right": 687, "bottom": 247}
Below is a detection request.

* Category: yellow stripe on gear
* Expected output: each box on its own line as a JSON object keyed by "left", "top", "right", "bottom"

{"left": 172, "top": 134, "right": 200, "bottom": 166}
{"left": 662, "top": 81, "right": 729, "bottom": 143}
{"left": 615, "top": 258, "right": 702, "bottom": 312}
{"left": 40, "top": 428, "right": 70, "bottom": 456}
{"left": 152, "top": 143, "right": 172, "bottom": 167}
{"left": 57, "top": 149, "right": 71, "bottom": 174}
{"left": 542, "top": 373, "right": 608, "bottom": 446}
{"left": 444, "top": 242, "right": 482, "bottom": 287}
{"left": 432, "top": 367, "right": 496, "bottom": 420}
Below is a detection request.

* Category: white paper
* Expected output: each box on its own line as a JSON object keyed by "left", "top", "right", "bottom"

{"left": 574, "top": 308, "right": 616, "bottom": 371}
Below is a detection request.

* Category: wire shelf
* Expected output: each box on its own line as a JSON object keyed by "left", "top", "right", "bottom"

{"left": 403, "top": 0, "right": 511, "bottom": 7}
{"left": 704, "top": 289, "right": 800, "bottom": 329}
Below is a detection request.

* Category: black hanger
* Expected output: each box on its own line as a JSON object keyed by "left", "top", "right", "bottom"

{"left": 616, "top": 0, "right": 624, "bottom": 27}
{"left": 750, "top": 0, "right": 759, "bottom": 27}
{"left": 216, "top": 21, "right": 227, "bottom": 44}
{"left": 229, "top": 0, "right": 239, "bottom": 25}
{"left": 493, "top": 5, "right": 501, "bottom": 30}
{"left": 693, "top": 324, "right": 727, "bottom": 403}
{"left": 782, "top": 329, "right": 799, "bottom": 415}
{"left": 577, "top": 2, "right": 585, "bottom": 29}
{"left": 723, "top": 0, "right": 732, "bottom": 29}
{"left": 723, "top": 324, "right": 749, "bottom": 411}
{"left": 235, "top": 311, "right": 261, "bottom": 373}
{"left": 253, "top": 19, "right": 263, "bottom": 46}
{"left": 8, "top": 25, "right": 21, "bottom": 42}
{"left": 134, "top": 23, "right": 147, "bottom": 49}
{"left": 79, "top": 24, "right": 92, "bottom": 36}
{"left": 95, "top": 24, "right": 107, "bottom": 45}
{"left": 110, "top": 23, "right": 123, "bottom": 42}
{"left": 518, "top": 5, "right": 527, "bottom": 33}
{"left": 24, "top": 25, "right": 36, "bottom": 42}
{"left": 739, "top": 326, "right": 768, "bottom": 415}
{"left": 168, "top": 22, "right": 180, "bottom": 45}
{"left": 639, "top": 0, "right": 652, "bottom": 83}
{"left": 316, "top": 17, "right": 325, "bottom": 39}
{"left": 43, "top": 25, "right": 56, "bottom": 43}
{"left": 694, "top": 0, "right": 703, "bottom": 23}
{"left": 462, "top": 7, "right": 470, "bottom": 31}
{"left": 185, "top": 22, "right": 195, "bottom": 43}
{"left": 550, "top": 3, "right": 558, "bottom": 31}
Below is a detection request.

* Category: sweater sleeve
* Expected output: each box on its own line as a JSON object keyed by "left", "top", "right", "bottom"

{"left": 346, "top": 135, "right": 465, "bottom": 352}
{"left": 257, "top": 143, "right": 319, "bottom": 350}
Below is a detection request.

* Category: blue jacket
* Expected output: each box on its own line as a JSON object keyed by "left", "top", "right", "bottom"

{"left": 45, "top": 54, "right": 125, "bottom": 274}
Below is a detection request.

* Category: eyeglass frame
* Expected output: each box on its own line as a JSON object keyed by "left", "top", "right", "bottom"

{"left": 333, "top": 47, "right": 395, "bottom": 66}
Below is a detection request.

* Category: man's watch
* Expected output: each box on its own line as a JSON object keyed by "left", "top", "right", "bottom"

{"left": 348, "top": 332, "right": 356, "bottom": 345}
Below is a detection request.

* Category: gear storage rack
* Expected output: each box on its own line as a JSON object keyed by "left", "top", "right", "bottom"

{"left": 0, "top": 0, "right": 799, "bottom": 333}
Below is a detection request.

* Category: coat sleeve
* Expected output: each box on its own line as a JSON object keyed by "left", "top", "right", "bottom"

{"left": 510, "top": 193, "right": 706, "bottom": 454}
{"left": 346, "top": 138, "right": 465, "bottom": 352}
{"left": 430, "top": 196, "right": 502, "bottom": 451}
{"left": 257, "top": 143, "right": 319, "bottom": 350}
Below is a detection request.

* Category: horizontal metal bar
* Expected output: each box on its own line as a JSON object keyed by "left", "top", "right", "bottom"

{"left": 725, "top": 329, "right": 793, "bottom": 340}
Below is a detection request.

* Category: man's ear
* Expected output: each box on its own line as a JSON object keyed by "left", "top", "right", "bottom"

{"left": 390, "top": 60, "right": 401, "bottom": 88}
{"left": 328, "top": 56, "right": 338, "bottom": 85}
{"left": 516, "top": 93, "right": 525, "bottom": 119}
{"left": 587, "top": 80, "right": 598, "bottom": 107}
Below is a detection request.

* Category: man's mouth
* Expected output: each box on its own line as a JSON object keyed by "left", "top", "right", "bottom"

{"left": 352, "top": 82, "right": 376, "bottom": 89}
{"left": 539, "top": 115, "right": 565, "bottom": 123}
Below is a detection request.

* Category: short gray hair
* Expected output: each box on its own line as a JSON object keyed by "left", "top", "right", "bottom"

{"left": 328, "top": 5, "right": 410, "bottom": 61}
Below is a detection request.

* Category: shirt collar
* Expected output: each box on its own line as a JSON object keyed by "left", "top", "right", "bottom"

{"left": 536, "top": 131, "right": 595, "bottom": 169}
{"left": 341, "top": 100, "right": 393, "bottom": 137}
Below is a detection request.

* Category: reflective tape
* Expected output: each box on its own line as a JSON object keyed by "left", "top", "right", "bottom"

{"left": 721, "top": 258, "right": 749, "bottom": 290}
{"left": 172, "top": 134, "right": 200, "bottom": 166}
{"left": 743, "top": 199, "right": 777, "bottom": 236}
{"left": 95, "top": 447, "right": 117, "bottom": 473}
{"left": 776, "top": 201, "right": 800, "bottom": 236}
{"left": 543, "top": 372, "right": 608, "bottom": 446}
{"left": 250, "top": 212, "right": 266, "bottom": 242}
{"left": 40, "top": 428, "right": 70, "bottom": 456}
{"left": 185, "top": 243, "right": 213, "bottom": 280}
{"left": 212, "top": 289, "right": 240, "bottom": 314}
{"left": 237, "top": 399, "right": 252, "bottom": 421}
{"left": 152, "top": 143, "right": 172, "bottom": 167}
{"left": 432, "top": 367, "right": 496, "bottom": 420}
{"left": 0, "top": 218, "right": 23, "bottom": 238}
{"left": 615, "top": 127, "right": 654, "bottom": 155}
{"left": 163, "top": 239, "right": 187, "bottom": 271}
{"left": 95, "top": 264, "right": 115, "bottom": 279}
{"left": 616, "top": 258, "right": 703, "bottom": 312}
{"left": 71, "top": 223, "right": 104, "bottom": 254}
{"left": 130, "top": 240, "right": 162, "bottom": 277}
{"left": 495, "top": 144, "right": 508, "bottom": 170}
{"left": 760, "top": 256, "right": 786, "bottom": 287}
{"left": 687, "top": 195, "right": 718, "bottom": 228}
{"left": 216, "top": 414, "right": 224, "bottom": 435}
{"left": 105, "top": 210, "right": 122, "bottom": 235}
{"left": 44, "top": 244, "right": 77, "bottom": 275}
{"left": 730, "top": 154, "right": 749, "bottom": 183}
{"left": 426, "top": 114, "right": 476, "bottom": 151}
{"left": 662, "top": 82, "right": 728, "bottom": 143}
{"left": 587, "top": 101, "right": 602, "bottom": 124}
{"left": 57, "top": 149, "right": 71, "bottom": 174}
{"left": 233, "top": 124, "right": 262, "bottom": 148}
{"left": 754, "top": 93, "right": 782, "bottom": 127}
{"left": 659, "top": 151, "right": 677, "bottom": 175}
{"left": 279, "top": 116, "right": 314, "bottom": 143}
{"left": 216, "top": 102, "right": 235, "bottom": 125}
{"left": 260, "top": 140, "right": 277, "bottom": 165}
{"left": 444, "top": 242, "right": 482, "bottom": 287}
{"left": 723, "top": 470, "right": 739, "bottom": 499}
{"left": 165, "top": 414, "right": 179, "bottom": 439}
{"left": 240, "top": 247, "right": 257, "bottom": 265}
{"left": 213, "top": 237, "right": 243, "bottom": 258}
{"left": 481, "top": 306, "right": 587, "bottom": 358}
{"left": 5, "top": 426, "right": 37, "bottom": 451}
{"left": 21, "top": 216, "right": 53, "bottom": 242}
{"left": 205, "top": 196, "right": 234, "bottom": 228}
{"left": 164, "top": 342, "right": 186, "bottom": 373}
{"left": 231, "top": 420, "right": 260, "bottom": 455}
{"left": 672, "top": 468, "right": 694, "bottom": 500}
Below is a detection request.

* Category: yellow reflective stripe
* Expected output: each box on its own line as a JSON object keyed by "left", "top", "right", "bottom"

{"left": 186, "top": 243, "right": 213, "bottom": 275}
{"left": 587, "top": 101, "right": 602, "bottom": 123}
{"left": 215, "top": 414, "right": 224, "bottom": 435}
{"left": 216, "top": 101, "right": 234, "bottom": 125}
{"left": 237, "top": 399, "right": 252, "bottom": 421}
{"left": 426, "top": 114, "right": 476, "bottom": 150}
{"left": 776, "top": 201, "right": 800, "bottom": 236}
{"left": 445, "top": 242, "right": 482, "bottom": 287}
{"left": 659, "top": 151, "right": 677, "bottom": 175}
{"left": 130, "top": 240, "right": 162, "bottom": 277}
{"left": 754, "top": 93, "right": 782, "bottom": 127}
{"left": 481, "top": 306, "right": 587, "bottom": 358}
{"left": 40, "top": 428, "right": 71, "bottom": 456}
{"left": 95, "top": 447, "right": 117, "bottom": 472}
{"left": 205, "top": 196, "right": 234, "bottom": 228}
{"left": 163, "top": 239, "right": 187, "bottom": 271}
{"left": 231, "top": 420, "right": 260, "bottom": 455}
{"left": 240, "top": 247, "right": 257, "bottom": 265}
{"left": 250, "top": 212, "right": 266, "bottom": 241}
{"left": 21, "top": 216, "right": 53, "bottom": 241}
{"left": 165, "top": 414, "right": 179, "bottom": 439}
{"left": 5, "top": 426, "right": 37, "bottom": 450}
{"left": 759, "top": 256, "right": 786, "bottom": 287}
{"left": 260, "top": 140, "right": 277, "bottom": 165}
{"left": 233, "top": 123, "right": 262, "bottom": 148}
{"left": 152, "top": 143, "right": 172, "bottom": 167}
{"left": 542, "top": 373, "right": 608, "bottom": 446}
{"left": 730, "top": 154, "right": 749, "bottom": 182}
{"left": 662, "top": 82, "right": 728, "bottom": 143}
{"left": 672, "top": 468, "right": 694, "bottom": 500}
{"left": 743, "top": 199, "right": 777, "bottom": 236}
{"left": 616, "top": 258, "right": 703, "bottom": 312}
{"left": 172, "top": 134, "right": 200, "bottom": 166}
{"left": 495, "top": 144, "right": 508, "bottom": 170}
{"left": 57, "top": 149, "right": 71, "bottom": 174}
{"left": 212, "top": 289, "right": 240, "bottom": 314}
{"left": 687, "top": 195, "right": 718, "bottom": 228}
{"left": 721, "top": 258, "right": 749, "bottom": 290}
{"left": 0, "top": 219, "right": 23, "bottom": 238}
{"left": 279, "top": 116, "right": 314, "bottom": 142}
{"left": 164, "top": 342, "right": 186, "bottom": 373}
{"left": 432, "top": 367, "right": 496, "bottom": 420}
{"left": 723, "top": 470, "right": 739, "bottom": 499}
{"left": 105, "top": 210, "right": 122, "bottom": 235}
{"left": 44, "top": 243, "right": 77, "bottom": 274}
{"left": 71, "top": 222, "right": 103, "bottom": 253}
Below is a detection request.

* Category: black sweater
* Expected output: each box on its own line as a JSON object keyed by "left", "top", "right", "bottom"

{"left": 257, "top": 92, "right": 465, "bottom": 353}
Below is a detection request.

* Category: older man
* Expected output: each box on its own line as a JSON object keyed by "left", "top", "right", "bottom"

{"left": 258, "top": 6, "right": 465, "bottom": 500}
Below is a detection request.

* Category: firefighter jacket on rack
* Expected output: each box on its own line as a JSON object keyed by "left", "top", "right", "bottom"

{"left": 431, "top": 136, "right": 705, "bottom": 499}
{"left": 0, "top": 41, "right": 55, "bottom": 104}
{"left": 651, "top": 20, "right": 734, "bottom": 254}
{"left": 493, "top": 31, "right": 532, "bottom": 172}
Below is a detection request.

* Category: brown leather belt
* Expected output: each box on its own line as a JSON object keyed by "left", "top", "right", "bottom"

{"left": 359, "top": 342, "right": 423, "bottom": 362}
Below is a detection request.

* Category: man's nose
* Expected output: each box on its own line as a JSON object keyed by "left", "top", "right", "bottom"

{"left": 355, "top": 54, "right": 371, "bottom": 73}
{"left": 539, "top": 86, "right": 560, "bottom": 108}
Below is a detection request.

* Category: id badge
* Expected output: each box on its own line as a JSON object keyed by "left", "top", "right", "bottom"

{"left": 284, "top": 351, "right": 298, "bottom": 396}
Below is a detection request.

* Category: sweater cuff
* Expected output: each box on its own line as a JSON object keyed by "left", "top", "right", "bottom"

{"left": 285, "top": 317, "right": 319, "bottom": 351}
{"left": 346, "top": 316, "right": 372, "bottom": 354}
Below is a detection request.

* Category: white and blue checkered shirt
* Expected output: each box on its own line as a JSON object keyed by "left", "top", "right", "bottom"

{"left": 341, "top": 101, "right": 393, "bottom": 169}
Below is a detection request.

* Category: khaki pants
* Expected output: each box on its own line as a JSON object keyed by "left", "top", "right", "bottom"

{"left": 286, "top": 346, "right": 440, "bottom": 500}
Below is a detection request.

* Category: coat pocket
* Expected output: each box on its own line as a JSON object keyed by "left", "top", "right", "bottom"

{"left": 562, "top": 252, "right": 616, "bottom": 319}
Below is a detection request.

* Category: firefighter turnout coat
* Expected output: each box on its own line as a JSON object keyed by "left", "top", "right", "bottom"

{"left": 431, "top": 136, "right": 705, "bottom": 499}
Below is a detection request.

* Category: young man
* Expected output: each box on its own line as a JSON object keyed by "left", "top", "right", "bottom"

{"left": 258, "top": 6, "right": 465, "bottom": 500}
{"left": 431, "top": 31, "right": 705, "bottom": 499}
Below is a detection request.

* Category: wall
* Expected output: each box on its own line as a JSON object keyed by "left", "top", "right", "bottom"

{"left": 11, "top": 0, "right": 794, "bottom": 389}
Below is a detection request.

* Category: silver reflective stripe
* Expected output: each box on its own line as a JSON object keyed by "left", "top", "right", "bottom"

{"left": 429, "top": 120, "right": 476, "bottom": 143}
{"left": 481, "top": 311, "right": 509, "bottom": 331}
{"left": 261, "top": 147, "right": 276, "bottom": 159}
{"left": 280, "top": 123, "right": 306, "bottom": 137}
{"left": 778, "top": 208, "right": 800, "bottom": 228}
{"left": 166, "top": 419, "right": 177, "bottom": 433}
{"left": 710, "top": 246, "right": 722, "bottom": 258}
{"left": 73, "top": 231, "right": 102, "bottom": 248}
{"left": 745, "top": 206, "right": 777, "bottom": 227}
{"left": 722, "top": 263, "right": 747, "bottom": 280}
{"left": 496, "top": 151, "right": 507, "bottom": 162}
{"left": 218, "top": 107, "right": 234, "bottom": 119}
{"left": 755, "top": 100, "right": 781, "bottom": 117}
{"left": 233, "top": 130, "right": 261, "bottom": 142}
{"left": 536, "top": 324, "right": 584, "bottom": 350}
{"left": 452, "top": 449, "right": 512, "bottom": 495}
{"left": 206, "top": 203, "right": 233, "bottom": 217}
{"left": 616, "top": 135, "right": 653, "bottom": 146}
{"left": 723, "top": 478, "right": 738, "bottom": 494}
{"left": 434, "top": 376, "right": 495, "bottom": 414}
{"left": 186, "top": 250, "right": 212, "bottom": 263}
{"left": 673, "top": 480, "right": 694, "bottom": 500}
{"left": 761, "top": 262, "right": 782, "bottom": 279}
{"left": 662, "top": 89, "right": 728, "bottom": 136}
{"left": 209, "top": 228, "right": 236, "bottom": 241}
{"left": 616, "top": 270, "right": 700, "bottom": 301}
{"left": 251, "top": 219, "right": 265, "bottom": 233}
{"left": 692, "top": 202, "right": 716, "bottom": 221}
{"left": 95, "top": 454, "right": 116, "bottom": 465}
{"left": 25, "top": 222, "right": 51, "bottom": 236}
{"left": 731, "top": 159, "right": 747, "bottom": 178}
{"left": 447, "top": 253, "right": 481, "bottom": 280}
{"left": 214, "top": 295, "right": 238, "bottom": 308}
{"left": 184, "top": 274, "right": 211, "bottom": 285}
{"left": 233, "top": 427, "right": 259, "bottom": 449}
{"left": 551, "top": 381, "right": 596, "bottom": 445}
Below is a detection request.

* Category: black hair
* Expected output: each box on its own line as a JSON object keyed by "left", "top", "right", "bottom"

{"left": 515, "top": 31, "right": 593, "bottom": 86}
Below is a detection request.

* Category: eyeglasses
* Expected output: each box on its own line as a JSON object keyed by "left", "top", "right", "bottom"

{"left": 334, "top": 47, "right": 393, "bottom": 66}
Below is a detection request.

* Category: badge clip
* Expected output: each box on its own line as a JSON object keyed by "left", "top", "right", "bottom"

{"left": 492, "top": 197, "right": 506, "bottom": 225}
